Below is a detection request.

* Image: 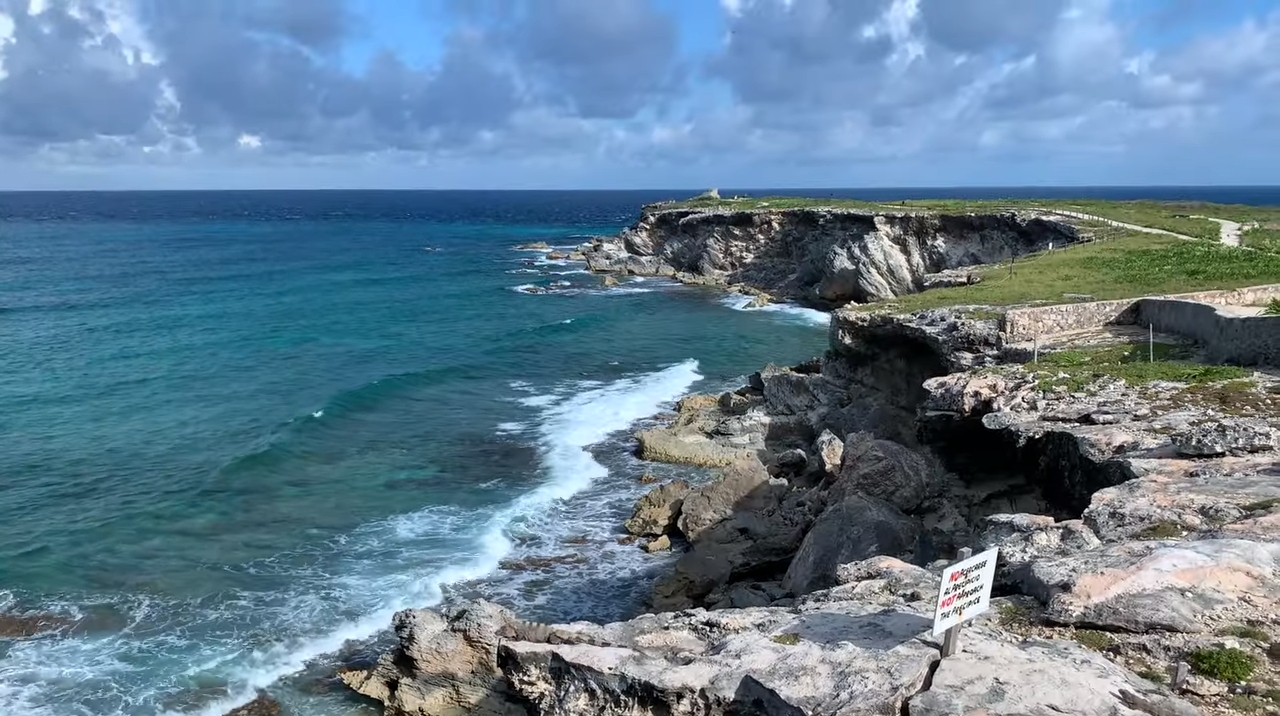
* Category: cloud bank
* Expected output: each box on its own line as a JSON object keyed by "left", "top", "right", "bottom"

{"left": 0, "top": 0, "right": 1274, "bottom": 188}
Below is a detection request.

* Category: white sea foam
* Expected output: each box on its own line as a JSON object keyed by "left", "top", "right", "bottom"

{"left": 195, "top": 360, "right": 700, "bottom": 716}
{"left": 496, "top": 421, "right": 528, "bottom": 434}
{"left": 719, "top": 294, "right": 830, "bottom": 327}
{"left": 311, "top": 410, "right": 324, "bottom": 418}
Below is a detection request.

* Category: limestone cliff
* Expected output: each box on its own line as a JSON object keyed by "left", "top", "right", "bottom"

{"left": 582, "top": 208, "right": 1078, "bottom": 306}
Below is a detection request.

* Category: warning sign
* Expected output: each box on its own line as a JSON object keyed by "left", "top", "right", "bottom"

{"left": 931, "top": 547, "right": 999, "bottom": 636}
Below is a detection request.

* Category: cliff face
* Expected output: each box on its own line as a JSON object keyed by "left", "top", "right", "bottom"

{"left": 583, "top": 208, "right": 1079, "bottom": 306}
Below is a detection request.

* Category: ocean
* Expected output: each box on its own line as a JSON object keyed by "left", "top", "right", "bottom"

{"left": 1, "top": 187, "right": 1277, "bottom": 716}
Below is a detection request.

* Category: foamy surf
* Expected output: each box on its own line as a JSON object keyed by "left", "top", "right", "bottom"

{"left": 720, "top": 294, "right": 831, "bottom": 327}
{"left": 0, "top": 361, "right": 703, "bottom": 716}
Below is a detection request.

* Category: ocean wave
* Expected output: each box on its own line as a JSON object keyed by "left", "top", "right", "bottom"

{"left": 0, "top": 361, "right": 703, "bottom": 716}
{"left": 719, "top": 294, "right": 831, "bottom": 327}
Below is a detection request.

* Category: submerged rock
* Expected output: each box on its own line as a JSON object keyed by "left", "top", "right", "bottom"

{"left": 222, "top": 694, "right": 282, "bottom": 716}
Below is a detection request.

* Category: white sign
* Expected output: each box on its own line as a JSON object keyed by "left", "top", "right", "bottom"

{"left": 931, "top": 547, "right": 999, "bottom": 636}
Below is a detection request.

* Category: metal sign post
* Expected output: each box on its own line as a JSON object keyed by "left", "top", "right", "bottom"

{"left": 933, "top": 546, "right": 999, "bottom": 658}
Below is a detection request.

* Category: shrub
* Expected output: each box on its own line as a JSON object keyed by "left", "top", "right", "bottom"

{"left": 1219, "top": 625, "right": 1270, "bottom": 641}
{"left": 771, "top": 633, "right": 800, "bottom": 646}
{"left": 1264, "top": 298, "right": 1280, "bottom": 316}
{"left": 1134, "top": 521, "right": 1184, "bottom": 540}
{"left": 1073, "top": 630, "right": 1116, "bottom": 651}
{"left": 1187, "top": 647, "right": 1257, "bottom": 682}
{"left": 997, "top": 603, "right": 1033, "bottom": 629}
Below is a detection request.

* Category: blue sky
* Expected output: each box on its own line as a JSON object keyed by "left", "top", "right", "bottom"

{"left": 0, "top": 0, "right": 1276, "bottom": 189}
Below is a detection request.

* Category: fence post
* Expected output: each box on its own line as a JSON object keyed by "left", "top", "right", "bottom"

{"left": 940, "top": 547, "right": 973, "bottom": 658}
{"left": 1149, "top": 324, "right": 1154, "bottom": 363}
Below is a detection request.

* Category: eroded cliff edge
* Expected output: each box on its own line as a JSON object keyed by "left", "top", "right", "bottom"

{"left": 582, "top": 206, "right": 1079, "bottom": 306}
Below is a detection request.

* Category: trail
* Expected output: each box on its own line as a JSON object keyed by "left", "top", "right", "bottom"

{"left": 1041, "top": 209, "right": 1242, "bottom": 247}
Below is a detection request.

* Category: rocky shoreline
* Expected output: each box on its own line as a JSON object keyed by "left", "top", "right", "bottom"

{"left": 340, "top": 211, "right": 1280, "bottom": 716}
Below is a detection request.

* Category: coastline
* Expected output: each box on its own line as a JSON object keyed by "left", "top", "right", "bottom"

{"left": 341, "top": 199, "right": 1280, "bottom": 716}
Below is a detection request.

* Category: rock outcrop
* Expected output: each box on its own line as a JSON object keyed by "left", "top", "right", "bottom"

{"left": 582, "top": 207, "right": 1078, "bottom": 307}
{"left": 344, "top": 558, "right": 1198, "bottom": 716}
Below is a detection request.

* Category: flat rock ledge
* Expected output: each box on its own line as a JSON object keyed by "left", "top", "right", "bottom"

{"left": 342, "top": 558, "right": 1196, "bottom": 716}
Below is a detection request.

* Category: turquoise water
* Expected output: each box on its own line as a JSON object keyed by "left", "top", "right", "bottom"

{"left": 0, "top": 192, "right": 830, "bottom": 715}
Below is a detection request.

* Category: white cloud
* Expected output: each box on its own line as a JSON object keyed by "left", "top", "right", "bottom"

{"left": 236, "top": 133, "right": 263, "bottom": 149}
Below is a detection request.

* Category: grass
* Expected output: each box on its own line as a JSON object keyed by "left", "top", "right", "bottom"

{"left": 1135, "top": 667, "right": 1168, "bottom": 684}
{"left": 1188, "top": 647, "right": 1258, "bottom": 682}
{"left": 1221, "top": 625, "right": 1271, "bottom": 641}
{"left": 1242, "top": 498, "right": 1280, "bottom": 513}
{"left": 1229, "top": 695, "right": 1268, "bottom": 713}
{"left": 1178, "top": 380, "right": 1264, "bottom": 414}
{"left": 1244, "top": 228, "right": 1280, "bottom": 254}
{"left": 771, "top": 633, "right": 801, "bottom": 646}
{"left": 996, "top": 603, "right": 1034, "bottom": 629}
{"left": 1032, "top": 343, "right": 1251, "bottom": 392}
{"left": 1265, "top": 298, "right": 1280, "bottom": 316}
{"left": 1072, "top": 630, "right": 1117, "bottom": 651}
{"left": 1134, "top": 521, "right": 1186, "bottom": 540}
{"left": 857, "top": 231, "right": 1280, "bottom": 312}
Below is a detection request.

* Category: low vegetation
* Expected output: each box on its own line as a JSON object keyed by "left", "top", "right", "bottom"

{"left": 858, "top": 231, "right": 1280, "bottom": 312}
{"left": 1244, "top": 228, "right": 1280, "bottom": 254}
{"left": 996, "top": 602, "right": 1034, "bottom": 630}
{"left": 1134, "top": 666, "right": 1168, "bottom": 684}
{"left": 770, "top": 633, "right": 801, "bottom": 646}
{"left": 1242, "top": 498, "right": 1280, "bottom": 513}
{"left": 1220, "top": 625, "right": 1271, "bottom": 641}
{"left": 1072, "top": 630, "right": 1117, "bottom": 651}
{"left": 1134, "top": 521, "right": 1186, "bottom": 540}
{"left": 1188, "top": 647, "right": 1258, "bottom": 682}
{"left": 1229, "top": 695, "right": 1268, "bottom": 713}
{"left": 1032, "top": 342, "right": 1251, "bottom": 391}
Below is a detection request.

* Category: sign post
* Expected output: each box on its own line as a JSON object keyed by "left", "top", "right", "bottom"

{"left": 932, "top": 546, "right": 999, "bottom": 657}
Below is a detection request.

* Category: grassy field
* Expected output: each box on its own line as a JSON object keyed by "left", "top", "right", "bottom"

{"left": 1243, "top": 227, "right": 1280, "bottom": 254}
{"left": 1033, "top": 342, "right": 1250, "bottom": 391}
{"left": 860, "top": 230, "right": 1280, "bottom": 312}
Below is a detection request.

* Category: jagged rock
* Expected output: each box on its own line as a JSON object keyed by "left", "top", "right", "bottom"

{"left": 709, "top": 583, "right": 774, "bottom": 610}
{"left": 677, "top": 460, "right": 771, "bottom": 541}
{"left": 831, "top": 556, "right": 940, "bottom": 606}
{"left": 979, "top": 513, "right": 1101, "bottom": 584}
{"left": 340, "top": 602, "right": 530, "bottom": 716}
{"left": 1171, "top": 418, "right": 1279, "bottom": 457}
{"left": 1018, "top": 538, "right": 1280, "bottom": 633}
{"left": 774, "top": 448, "right": 808, "bottom": 472}
{"left": 922, "top": 373, "right": 1009, "bottom": 415}
{"left": 515, "top": 241, "right": 550, "bottom": 250}
{"left": 833, "top": 432, "right": 938, "bottom": 512}
{"left": 547, "top": 250, "right": 568, "bottom": 260}
{"left": 601, "top": 275, "right": 619, "bottom": 287}
{"left": 654, "top": 484, "right": 823, "bottom": 610}
{"left": 1081, "top": 458, "right": 1278, "bottom": 543}
{"left": 583, "top": 207, "right": 1076, "bottom": 307}
{"left": 643, "top": 535, "right": 672, "bottom": 553}
{"left": 223, "top": 695, "right": 282, "bottom": 716}
{"left": 717, "top": 390, "right": 752, "bottom": 415}
{"left": 813, "top": 429, "right": 844, "bottom": 476}
{"left": 782, "top": 494, "right": 922, "bottom": 596}
{"left": 920, "top": 268, "right": 980, "bottom": 289}
{"left": 624, "top": 480, "right": 691, "bottom": 537}
{"left": 908, "top": 628, "right": 1200, "bottom": 716}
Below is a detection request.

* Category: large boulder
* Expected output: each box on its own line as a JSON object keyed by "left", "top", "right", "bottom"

{"left": 339, "top": 602, "right": 529, "bottom": 716}
{"left": 624, "top": 480, "right": 691, "bottom": 537}
{"left": 833, "top": 433, "right": 939, "bottom": 512}
{"left": 908, "top": 628, "right": 1199, "bottom": 716}
{"left": 677, "top": 460, "right": 772, "bottom": 541}
{"left": 1018, "top": 538, "right": 1280, "bottom": 633}
{"left": 813, "top": 429, "right": 844, "bottom": 476}
{"left": 653, "top": 487, "right": 824, "bottom": 610}
{"left": 782, "top": 494, "right": 922, "bottom": 596}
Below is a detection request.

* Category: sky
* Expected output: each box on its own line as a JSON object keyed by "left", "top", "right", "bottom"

{"left": 0, "top": 0, "right": 1276, "bottom": 189}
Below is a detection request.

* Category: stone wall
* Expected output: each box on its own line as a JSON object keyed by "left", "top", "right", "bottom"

{"left": 1001, "top": 283, "right": 1280, "bottom": 344}
{"left": 1134, "top": 299, "right": 1280, "bottom": 366}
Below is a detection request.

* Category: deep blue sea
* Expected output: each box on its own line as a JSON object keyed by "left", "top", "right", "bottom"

{"left": 1, "top": 187, "right": 1277, "bottom": 716}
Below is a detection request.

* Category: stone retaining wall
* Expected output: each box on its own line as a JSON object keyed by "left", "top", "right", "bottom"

{"left": 1001, "top": 283, "right": 1280, "bottom": 344}
{"left": 1134, "top": 299, "right": 1280, "bottom": 366}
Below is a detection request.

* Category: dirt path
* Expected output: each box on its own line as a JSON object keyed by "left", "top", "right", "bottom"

{"left": 1191, "top": 215, "right": 1243, "bottom": 247}
{"left": 1041, "top": 209, "right": 1242, "bottom": 247}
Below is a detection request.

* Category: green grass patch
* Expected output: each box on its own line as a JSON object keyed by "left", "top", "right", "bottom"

{"left": 1178, "top": 380, "right": 1264, "bottom": 414}
{"left": 1264, "top": 298, "right": 1280, "bottom": 316}
{"left": 1229, "top": 695, "right": 1268, "bottom": 713}
{"left": 1134, "top": 521, "right": 1186, "bottom": 540}
{"left": 1221, "top": 625, "right": 1271, "bottom": 641}
{"left": 1243, "top": 498, "right": 1280, "bottom": 513}
{"left": 858, "top": 231, "right": 1280, "bottom": 312}
{"left": 1188, "top": 647, "right": 1258, "bottom": 682}
{"left": 1032, "top": 343, "right": 1250, "bottom": 392}
{"left": 1072, "top": 630, "right": 1116, "bottom": 651}
{"left": 1135, "top": 667, "right": 1168, "bottom": 684}
{"left": 1244, "top": 228, "right": 1280, "bottom": 255}
{"left": 996, "top": 603, "right": 1034, "bottom": 629}
{"left": 770, "top": 633, "right": 801, "bottom": 646}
